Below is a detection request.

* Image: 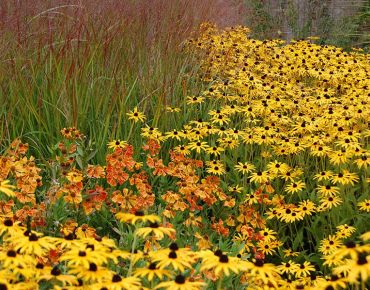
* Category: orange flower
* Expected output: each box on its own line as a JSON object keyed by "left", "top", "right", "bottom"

{"left": 61, "top": 220, "right": 78, "bottom": 236}
{"left": 142, "top": 139, "right": 161, "bottom": 156}
{"left": 86, "top": 164, "right": 105, "bottom": 178}
{"left": 75, "top": 224, "right": 96, "bottom": 238}
{"left": 212, "top": 219, "right": 229, "bottom": 237}
{"left": 64, "top": 191, "right": 82, "bottom": 204}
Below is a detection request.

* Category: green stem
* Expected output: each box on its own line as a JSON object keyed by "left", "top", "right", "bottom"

{"left": 127, "top": 230, "right": 138, "bottom": 277}
{"left": 216, "top": 274, "right": 223, "bottom": 290}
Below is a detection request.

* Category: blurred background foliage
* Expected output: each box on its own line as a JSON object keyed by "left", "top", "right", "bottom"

{"left": 244, "top": 0, "right": 369, "bottom": 50}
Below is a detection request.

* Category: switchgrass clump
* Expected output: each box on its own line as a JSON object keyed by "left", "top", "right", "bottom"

{"left": 0, "top": 0, "right": 244, "bottom": 160}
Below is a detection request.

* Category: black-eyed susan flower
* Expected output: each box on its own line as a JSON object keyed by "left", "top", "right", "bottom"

{"left": 0, "top": 248, "right": 31, "bottom": 270}
{"left": 330, "top": 170, "right": 359, "bottom": 185}
{"left": 116, "top": 211, "right": 161, "bottom": 225}
{"left": 0, "top": 218, "right": 24, "bottom": 236}
{"left": 59, "top": 248, "right": 105, "bottom": 268}
{"left": 206, "top": 145, "right": 225, "bottom": 156}
{"left": 313, "top": 170, "right": 333, "bottom": 182}
{"left": 285, "top": 180, "right": 305, "bottom": 194}
{"left": 174, "top": 145, "right": 191, "bottom": 156}
{"left": 165, "top": 106, "right": 181, "bottom": 113}
{"left": 277, "top": 260, "right": 299, "bottom": 275}
{"left": 186, "top": 95, "right": 205, "bottom": 105}
{"left": 135, "top": 222, "right": 176, "bottom": 240}
{"left": 12, "top": 231, "right": 55, "bottom": 257}
{"left": 151, "top": 250, "right": 193, "bottom": 272}
{"left": 336, "top": 224, "right": 356, "bottom": 238}
{"left": 134, "top": 262, "right": 171, "bottom": 281}
{"left": 206, "top": 160, "right": 225, "bottom": 175}
{"left": 38, "top": 265, "right": 78, "bottom": 286}
{"left": 318, "top": 195, "right": 343, "bottom": 211}
{"left": 334, "top": 253, "right": 370, "bottom": 283}
{"left": 259, "top": 228, "right": 277, "bottom": 243}
{"left": 295, "top": 261, "right": 315, "bottom": 278}
{"left": 358, "top": 199, "right": 370, "bottom": 212}
{"left": 127, "top": 106, "right": 146, "bottom": 123}
{"left": 0, "top": 180, "right": 16, "bottom": 197}
{"left": 316, "top": 184, "right": 340, "bottom": 197}
{"left": 319, "top": 235, "right": 343, "bottom": 255}
{"left": 154, "top": 274, "right": 205, "bottom": 290}
{"left": 200, "top": 253, "right": 241, "bottom": 277}
{"left": 188, "top": 141, "right": 209, "bottom": 154}
{"left": 68, "top": 262, "right": 112, "bottom": 283}
{"left": 107, "top": 140, "right": 128, "bottom": 150}
{"left": 241, "top": 259, "right": 279, "bottom": 286}
{"left": 234, "top": 162, "right": 255, "bottom": 174}
{"left": 249, "top": 171, "right": 270, "bottom": 184}
{"left": 98, "top": 274, "right": 142, "bottom": 290}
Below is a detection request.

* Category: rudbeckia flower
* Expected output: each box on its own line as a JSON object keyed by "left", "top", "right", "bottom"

{"left": 0, "top": 180, "right": 16, "bottom": 197}
{"left": 134, "top": 262, "right": 171, "bottom": 281}
{"left": 127, "top": 106, "right": 146, "bottom": 123}
{"left": 116, "top": 211, "right": 161, "bottom": 225}
{"left": 135, "top": 222, "right": 176, "bottom": 240}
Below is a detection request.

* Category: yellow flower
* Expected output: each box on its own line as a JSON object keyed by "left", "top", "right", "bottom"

{"left": 234, "top": 162, "right": 256, "bottom": 174}
{"left": 68, "top": 262, "right": 112, "bottom": 283}
{"left": 127, "top": 106, "right": 146, "bottom": 123}
{"left": 358, "top": 199, "right": 370, "bottom": 212}
{"left": 116, "top": 211, "right": 161, "bottom": 225}
{"left": 135, "top": 222, "right": 176, "bottom": 240}
{"left": 285, "top": 180, "right": 305, "bottom": 194}
{"left": 186, "top": 95, "right": 205, "bottom": 105}
{"left": 249, "top": 171, "right": 270, "bottom": 184}
{"left": 0, "top": 180, "right": 16, "bottom": 197}
{"left": 134, "top": 262, "right": 171, "bottom": 281}
{"left": 200, "top": 253, "right": 241, "bottom": 277}
{"left": 155, "top": 274, "right": 205, "bottom": 290}
{"left": 107, "top": 139, "right": 128, "bottom": 150}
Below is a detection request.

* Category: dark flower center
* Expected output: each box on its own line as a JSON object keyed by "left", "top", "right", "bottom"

{"left": 135, "top": 211, "right": 144, "bottom": 216}
{"left": 4, "top": 219, "right": 13, "bottom": 227}
{"left": 148, "top": 263, "right": 157, "bottom": 270}
{"left": 6, "top": 250, "right": 16, "bottom": 257}
{"left": 64, "top": 233, "right": 76, "bottom": 240}
{"left": 175, "top": 275, "right": 186, "bottom": 284}
{"left": 0, "top": 284, "right": 7, "bottom": 290}
{"left": 112, "top": 274, "right": 122, "bottom": 282}
{"left": 169, "top": 243, "right": 179, "bottom": 251}
{"left": 331, "top": 275, "right": 339, "bottom": 281}
{"left": 29, "top": 233, "right": 39, "bottom": 241}
{"left": 149, "top": 222, "right": 159, "bottom": 228}
{"left": 89, "top": 263, "right": 98, "bottom": 271}
{"left": 357, "top": 253, "right": 367, "bottom": 265}
{"left": 36, "top": 262, "right": 44, "bottom": 269}
{"left": 254, "top": 259, "right": 264, "bottom": 267}
{"left": 345, "top": 240, "right": 356, "bottom": 248}
{"left": 169, "top": 251, "right": 177, "bottom": 259}
{"left": 79, "top": 251, "right": 87, "bottom": 257}
{"left": 51, "top": 266, "right": 61, "bottom": 276}
{"left": 219, "top": 254, "right": 229, "bottom": 263}
{"left": 214, "top": 249, "right": 223, "bottom": 257}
